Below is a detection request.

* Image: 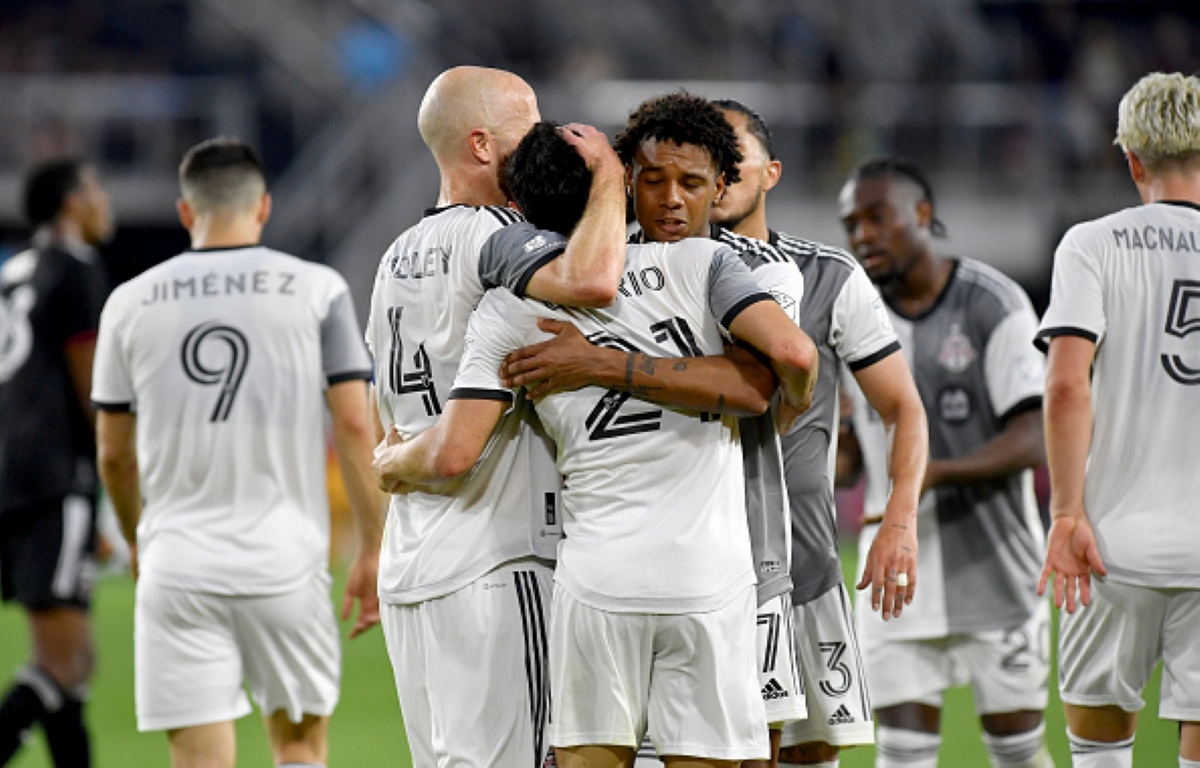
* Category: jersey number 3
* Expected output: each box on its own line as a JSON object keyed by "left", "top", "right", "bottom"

{"left": 181, "top": 321, "right": 249, "bottom": 422}
{"left": 1162, "top": 279, "right": 1200, "bottom": 385}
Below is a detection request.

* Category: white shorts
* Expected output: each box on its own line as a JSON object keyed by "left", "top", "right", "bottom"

{"left": 860, "top": 595, "right": 1050, "bottom": 714}
{"left": 1059, "top": 578, "right": 1200, "bottom": 721}
{"left": 781, "top": 582, "right": 875, "bottom": 748}
{"left": 549, "top": 584, "right": 769, "bottom": 762}
{"left": 757, "top": 592, "right": 807, "bottom": 725}
{"left": 382, "top": 559, "right": 554, "bottom": 768}
{"left": 135, "top": 571, "right": 339, "bottom": 732}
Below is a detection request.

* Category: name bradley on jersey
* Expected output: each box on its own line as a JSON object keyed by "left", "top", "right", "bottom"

{"left": 1112, "top": 226, "right": 1200, "bottom": 253}
{"left": 141, "top": 270, "right": 297, "bottom": 306}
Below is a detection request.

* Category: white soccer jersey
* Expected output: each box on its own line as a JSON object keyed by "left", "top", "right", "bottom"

{"left": 853, "top": 258, "right": 1046, "bottom": 639}
{"left": 365, "top": 206, "right": 561, "bottom": 605}
{"left": 91, "top": 246, "right": 372, "bottom": 596}
{"left": 454, "top": 237, "right": 775, "bottom": 614}
{"left": 1036, "top": 201, "right": 1200, "bottom": 588}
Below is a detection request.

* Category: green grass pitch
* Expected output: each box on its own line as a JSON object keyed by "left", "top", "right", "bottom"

{"left": 0, "top": 551, "right": 1180, "bottom": 766}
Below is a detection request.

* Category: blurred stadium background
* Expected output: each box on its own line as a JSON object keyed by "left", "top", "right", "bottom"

{"left": 0, "top": 0, "right": 1193, "bottom": 765}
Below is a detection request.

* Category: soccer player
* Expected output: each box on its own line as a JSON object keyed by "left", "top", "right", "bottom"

{"left": 0, "top": 158, "right": 112, "bottom": 768}
{"left": 92, "top": 138, "right": 383, "bottom": 768}
{"left": 1036, "top": 71, "right": 1200, "bottom": 768}
{"left": 709, "top": 100, "right": 928, "bottom": 768}
{"left": 365, "top": 66, "right": 628, "bottom": 768}
{"left": 838, "top": 158, "right": 1052, "bottom": 768}
{"left": 375, "top": 117, "right": 819, "bottom": 768}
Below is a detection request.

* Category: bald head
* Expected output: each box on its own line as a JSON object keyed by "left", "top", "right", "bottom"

{"left": 418, "top": 66, "right": 539, "bottom": 163}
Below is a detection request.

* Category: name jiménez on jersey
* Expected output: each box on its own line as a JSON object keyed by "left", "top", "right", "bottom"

{"left": 140, "top": 269, "right": 297, "bottom": 305}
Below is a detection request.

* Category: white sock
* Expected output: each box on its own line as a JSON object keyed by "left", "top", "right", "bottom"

{"left": 1179, "top": 758, "right": 1200, "bottom": 768}
{"left": 982, "top": 722, "right": 1054, "bottom": 767}
{"left": 875, "top": 726, "right": 940, "bottom": 768}
{"left": 1066, "top": 730, "right": 1133, "bottom": 768}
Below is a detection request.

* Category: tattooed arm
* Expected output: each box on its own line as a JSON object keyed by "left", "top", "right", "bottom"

{"left": 501, "top": 318, "right": 776, "bottom": 417}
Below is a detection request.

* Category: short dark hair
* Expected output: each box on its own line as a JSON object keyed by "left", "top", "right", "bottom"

{"left": 614, "top": 92, "right": 742, "bottom": 185}
{"left": 23, "top": 158, "right": 86, "bottom": 229}
{"left": 848, "top": 156, "right": 948, "bottom": 238}
{"left": 711, "top": 99, "right": 775, "bottom": 161}
{"left": 179, "top": 137, "right": 266, "bottom": 211}
{"left": 505, "top": 121, "right": 592, "bottom": 237}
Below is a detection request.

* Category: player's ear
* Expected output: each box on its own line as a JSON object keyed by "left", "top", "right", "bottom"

{"left": 257, "top": 193, "right": 272, "bottom": 225}
{"left": 1125, "top": 151, "right": 1146, "bottom": 184}
{"left": 763, "top": 159, "right": 782, "bottom": 193}
{"left": 468, "top": 128, "right": 491, "bottom": 165}
{"left": 176, "top": 198, "right": 194, "bottom": 231}
{"left": 915, "top": 199, "right": 934, "bottom": 230}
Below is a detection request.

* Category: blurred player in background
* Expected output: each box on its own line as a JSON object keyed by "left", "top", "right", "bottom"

{"left": 0, "top": 158, "right": 112, "bottom": 768}
{"left": 838, "top": 157, "right": 1052, "bottom": 768}
{"left": 710, "top": 100, "right": 927, "bottom": 768}
{"left": 93, "top": 137, "right": 383, "bottom": 768}
{"left": 1036, "top": 71, "right": 1200, "bottom": 768}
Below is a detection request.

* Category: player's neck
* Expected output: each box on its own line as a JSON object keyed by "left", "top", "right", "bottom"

{"left": 730, "top": 209, "right": 770, "bottom": 242}
{"left": 1138, "top": 173, "right": 1200, "bottom": 208}
{"left": 889, "top": 252, "right": 951, "bottom": 314}
{"left": 438, "top": 169, "right": 508, "bottom": 209}
{"left": 188, "top": 216, "right": 262, "bottom": 250}
{"left": 38, "top": 220, "right": 86, "bottom": 249}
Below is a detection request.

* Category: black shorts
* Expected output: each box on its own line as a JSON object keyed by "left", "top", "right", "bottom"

{"left": 0, "top": 495, "right": 98, "bottom": 610}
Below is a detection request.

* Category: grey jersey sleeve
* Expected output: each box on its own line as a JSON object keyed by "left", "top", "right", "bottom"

{"left": 322, "top": 290, "right": 374, "bottom": 385}
{"left": 707, "top": 246, "right": 774, "bottom": 329}
{"left": 478, "top": 221, "right": 569, "bottom": 297}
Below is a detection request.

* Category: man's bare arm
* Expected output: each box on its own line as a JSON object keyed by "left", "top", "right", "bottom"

{"left": 522, "top": 124, "right": 626, "bottom": 308}
{"left": 326, "top": 380, "right": 386, "bottom": 638}
{"left": 1039, "top": 335, "right": 1106, "bottom": 613}
{"left": 372, "top": 398, "right": 509, "bottom": 492}
{"left": 852, "top": 352, "right": 928, "bottom": 619}
{"left": 725, "top": 299, "right": 819, "bottom": 431}
{"left": 924, "top": 407, "right": 1045, "bottom": 491}
{"left": 96, "top": 411, "right": 141, "bottom": 574}
{"left": 500, "top": 318, "right": 776, "bottom": 416}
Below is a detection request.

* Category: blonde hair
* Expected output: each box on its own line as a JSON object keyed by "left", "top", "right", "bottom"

{"left": 1115, "top": 72, "right": 1200, "bottom": 169}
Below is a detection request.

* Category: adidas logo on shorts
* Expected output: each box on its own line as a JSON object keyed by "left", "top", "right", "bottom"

{"left": 761, "top": 678, "right": 789, "bottom": 700}
{"left": 827, "top": 704, "right": 855, "bottom": 726}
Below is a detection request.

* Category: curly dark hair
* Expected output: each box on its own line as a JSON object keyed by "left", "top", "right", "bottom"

{"left": 505, "top": 121, "right": 592, "bottom": 237}
{"left": 23, "top": 158, "right": 85, "bottom": 229}
{"left": 614, "top": 91, "right": 742, "bottom": 185}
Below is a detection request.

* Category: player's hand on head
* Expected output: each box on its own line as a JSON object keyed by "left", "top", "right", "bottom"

{"left": 558, "top": 123, "right": 622, "bottom": 174}
{"left": 1038, "top": 513, "right": 1106, "bottom": 614}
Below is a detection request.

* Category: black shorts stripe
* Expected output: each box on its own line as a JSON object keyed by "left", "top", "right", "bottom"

{"left": 514, "top": 570, "right": 550, "bottom": 766}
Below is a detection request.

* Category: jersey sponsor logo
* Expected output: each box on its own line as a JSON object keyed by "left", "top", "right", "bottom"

{"left": 141, "top": 270, "right": 296, "bottom": 306}
{"left": 937, "top": 385, "right": 972, "bottom": 423}
{"left": 762, "top": 677, "right": 790, "bottom": 700}
{"left": 0, "top": 285, "right": 37, "bottom": 383}
{"left": 524, "top": 234, "right": 548, "bottom": 253}
{"left": 1162, "top": 279, "right": 1200, "bottom": 385}
{"left": 181, "top": 321, "right": 250, "bottom": 422}
{"left": 828, "top": 703, "right": 856, "bottom": 725}
{"left": 937, "top": 323, "right": 976, "bottom": 373}
{"left": 1112, "top": 226, "right": 1200, "bottom": 253}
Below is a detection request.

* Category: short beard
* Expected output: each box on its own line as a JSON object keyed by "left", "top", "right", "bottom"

{"left": 711, "top": 191, "right": 760, "bottom": 233}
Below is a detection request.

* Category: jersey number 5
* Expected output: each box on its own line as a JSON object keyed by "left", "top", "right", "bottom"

{"left": 1162, "top": 279, "right": 1200, "bottom": 385}
{"left": 181, "top": 321, "right": 249, "bottom": 422}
